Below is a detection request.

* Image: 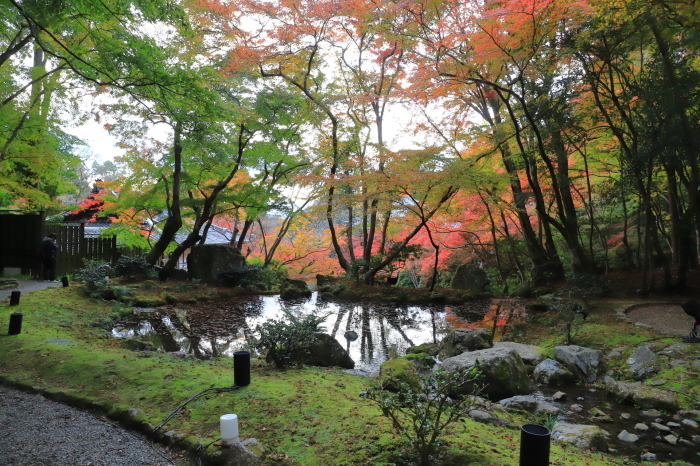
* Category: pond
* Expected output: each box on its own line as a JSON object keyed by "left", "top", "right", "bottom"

{"left": 111, "top": 292, "right": 525, "bottom": 374}
{"left": 111, "top": 293, "right": 700, "bottom": 462}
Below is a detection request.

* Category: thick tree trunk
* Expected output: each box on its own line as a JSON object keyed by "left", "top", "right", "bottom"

{"left": 146, "top": 121, "right": 183, "bottom": 265}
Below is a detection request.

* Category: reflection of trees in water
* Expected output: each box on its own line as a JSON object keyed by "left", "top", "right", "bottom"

{"left": 116, "top": 296, "right": 523, "bottom": 363}
{"left": 326, "top": 302, "right": 423, "bottom": 365}
{"left": 445, "top": 299, "right": 525, "bottom": 340}
{"left": 121, "top": 298, "right": 261, "bottom": 359}
{"left": 147, "top": 316, "right": 180, "bottom": 352}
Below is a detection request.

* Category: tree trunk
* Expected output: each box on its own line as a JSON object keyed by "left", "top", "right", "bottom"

{"left": 146, "top": 120, "right": 183, "bottom": 265}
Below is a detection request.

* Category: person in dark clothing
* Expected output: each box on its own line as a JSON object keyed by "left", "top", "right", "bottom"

{"left": 681, "top": 300, "right": 700, "bottom": 343}
{"left": 38, "top": 233, "right": 59, "bottom": 282}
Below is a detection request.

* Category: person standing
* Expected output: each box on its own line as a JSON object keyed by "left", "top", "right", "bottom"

{"left": 38, "top": 233, "right": 59, "bottom": 282}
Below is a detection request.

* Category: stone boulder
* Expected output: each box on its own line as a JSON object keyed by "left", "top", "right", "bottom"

{"left": 279, "top": 279, "right": 312, "bottom": 300}
{"left": 438, "top": 328, "right": 493, "bottom": 360}
{"left": 406, "top": 343, "right": 440, "bottom": 357}
{"left": 626, "top": 346, "right": 658, "bottom": 380}
{"left": 450, "top": 264, "right": 490, "bottom": 293}
{"left": 605, "top": 379, "right": 678, "bottom": 412}
{"left": 189, "top": 244, "right": 246, "bottom": 284}
{"left": 442, "top": 347, "right": 531, "bottom": 401}
{"left": 533, "top": 358, "right": 575, "bottom": 386}
{"left": 271, "top": 333, "right": 354, "bottom": 369}
{"left": 551, "top": 423, "right": 609, "bottom": 452}
{"left": 497, "top": 395, "right": 559, "bottom": 414}
{"left": 379, "top": 358, "right": 421, "bottom": 392}
{"left": 494, "top": 342, "right": 544, "bottom": 366}
{"left": 554, "top": 345, "right": 604, "bottom": 383}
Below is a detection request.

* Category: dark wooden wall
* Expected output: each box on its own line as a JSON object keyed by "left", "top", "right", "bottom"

{"left": 0, "top": 213, "right": 118, "bottom": 277}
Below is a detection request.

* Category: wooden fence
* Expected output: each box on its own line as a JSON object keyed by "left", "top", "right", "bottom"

{"left": 42, "top": 224, "right": 118, "bottom": 277}
{"left": 0, "top": 212, "right": 45, "bottom": 275}
{"left": 0, "top": 213, "right": 120, "bottom": 277}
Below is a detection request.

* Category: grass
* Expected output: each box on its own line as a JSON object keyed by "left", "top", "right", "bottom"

{"left": 0, "top": 284, "right": 694, "bottom": 465}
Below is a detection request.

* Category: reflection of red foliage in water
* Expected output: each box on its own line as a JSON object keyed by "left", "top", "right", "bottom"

{"left": 444, "top": 302, "right": 524, "bottom": 341}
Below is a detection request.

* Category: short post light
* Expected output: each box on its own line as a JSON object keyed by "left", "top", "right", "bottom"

{"left": 220, "top": 414, "right": 240, "bottom": 445}
{"left": 233, "top": 351, "right": 250, "bottom": 387}
{"left": 9, "top": 290, "right": 20, "bottom": 306}
{"left": 8, "top": 312, "right": 23, "bottom": 335}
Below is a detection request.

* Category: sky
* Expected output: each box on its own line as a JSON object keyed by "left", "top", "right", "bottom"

{"left": 65, "top": 119, "right": 126, "bottom": 164}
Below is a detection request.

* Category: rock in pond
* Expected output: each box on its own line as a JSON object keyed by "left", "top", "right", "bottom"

{"left": 279, "top": 279, "right": 312, "bottom": 300}
{"left": 554, "top": 345, "right": 604, "bottom": 383}
{"left": 497, "top": 395, "right": 559, "bottom": 414}
{"left": 442, "top": 347, "right": 530, "bottom": 401}
{"left": 551, "top": 423, "right": 609, "bottom": 452}
{"left": 605, "top": 380, "right": 678, "bottom": 412}
{"left": 267, "top": 333, "right": 354, "bottom": 369}
{"left": 626, "top": 346, "right": 658, "bottom": 380}
{"left": 617, "top": 430, "right": 638, "bottom": 443}
{"left": 533, "top": 358, "right": 575, "bottom": 386}
{"left": 438, "top": 328, "right": 493, "bottom": 360}
{"left": 493, "top": 342, "right": 544, "bottom": 366}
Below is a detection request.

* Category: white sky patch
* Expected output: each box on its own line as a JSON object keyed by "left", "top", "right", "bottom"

{"left": 64, "top": 119, "right": 126, "bottom": 164}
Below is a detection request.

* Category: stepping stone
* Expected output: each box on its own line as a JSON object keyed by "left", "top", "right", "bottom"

{"left": 651, "top": 422, "right": 671, "bottom": 432}
{"left": 617, "top": 430, "right": 639, "bottom": 443}
{"left": 664, "top": 434, "right": 678, "bottom": 445}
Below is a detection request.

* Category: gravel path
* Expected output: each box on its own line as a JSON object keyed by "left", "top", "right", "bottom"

{"left": 627, "top": 303, "right": 696, "bottom": 337}
{"left": 1, "top": 281, "right": 186, "bottom": 466}
{"left": 0, "top": 386, "right": 179, "bottom": 466}
{"left": 0, "top": 279, "right": 62, "bottom": 301}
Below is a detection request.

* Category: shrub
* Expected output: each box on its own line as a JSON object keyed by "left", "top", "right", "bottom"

{"left": 141, "top": 280, "right": 157, "bottom": 290}
{"left": 567, "top": 272, "right": 610, "bottom": 297}
{"left": 361, "top": 368, "right": 482, "bottom": 466}
{"left": 111, "top": 285, "right": 136, "bottom": 300}
{"left": 551, "top": 299, "right": 587, "bottom": 345}
{"left": 75, "top": 259, "right": 111, "bottom": 293}
{"left": 114, "top": 256, "right": 155, "bottom": 279}
{"left": 219, "top": 264, "right": 288, "bottom": 290}
{"left": 252, "top": 312, "right": 327, "bottom": 368}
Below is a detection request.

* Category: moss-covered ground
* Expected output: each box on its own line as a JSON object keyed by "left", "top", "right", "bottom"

{"left": 0, "top": 283, "right": 695, "bottom": 466}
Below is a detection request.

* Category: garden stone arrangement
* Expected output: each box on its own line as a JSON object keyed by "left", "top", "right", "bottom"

{"left": 378, "top": 327, "right": 700, "bottom": 462}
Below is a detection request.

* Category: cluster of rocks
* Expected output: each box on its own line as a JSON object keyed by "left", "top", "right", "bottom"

{"left": 377, "top": 327, "right": 699, "bottom": 459}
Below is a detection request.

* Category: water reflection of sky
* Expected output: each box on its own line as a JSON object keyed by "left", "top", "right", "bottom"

{"left": 112, "top": 293, "right": 524, "bottom": 374}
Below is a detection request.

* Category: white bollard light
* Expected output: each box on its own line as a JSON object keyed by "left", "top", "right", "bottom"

{"left": 220, "top": 414, "right": 240, "bottom": 445}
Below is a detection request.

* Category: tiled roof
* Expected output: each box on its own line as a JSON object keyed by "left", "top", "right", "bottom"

{"left": 148, "top": 225, "right": 235, "bottom": 245}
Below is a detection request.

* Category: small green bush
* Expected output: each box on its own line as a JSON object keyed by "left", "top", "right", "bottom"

{"left": 253, "top": 312, "right": 327, "bottom": 368}
{"left": 111, "top": 285, "right": 136, "bottom": 300}
{"left": 361, "top": 368, "right": 482, "bottom": 466}
{"left": 141, "top": 280, "right": 157, "bottom": 290}
{"left": 114, "top": 256, "right": 155, "bottom": 279}
{"left": 219, "top": 264, "right": 287, "bottom": 290}
{"left": 75, "top": 259, "right": 111, "bottom": 293}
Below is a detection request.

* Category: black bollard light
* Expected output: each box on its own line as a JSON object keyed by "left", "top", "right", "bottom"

{"left": 61, "top": 276, "right": 69, "bottom": 287}
{"left": 8, "top": 312, "right": 23, "bottom": 335}
{"left": 9, "top": 290, "right": 20, "bottom": 306}
{"left": 519, "top": 424, "right": 550, "bottom": 466}
{"left": 233, "top": 351, "right": 250, "bottom": 387}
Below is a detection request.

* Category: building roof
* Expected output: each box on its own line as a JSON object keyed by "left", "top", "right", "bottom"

{"left": 148, "top": 224, "right": 236, "bottom": 246}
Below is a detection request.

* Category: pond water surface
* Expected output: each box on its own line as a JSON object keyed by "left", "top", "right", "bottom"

{"left": 112, "top": 292, "right": 524, "bottom": 374}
